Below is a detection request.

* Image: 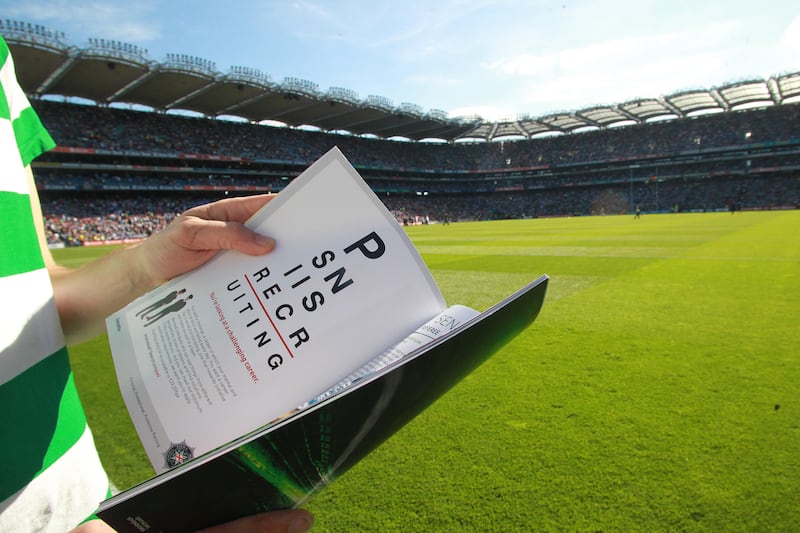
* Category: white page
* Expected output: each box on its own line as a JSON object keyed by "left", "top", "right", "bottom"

{"left": 106, "top": 148, "right": 446, "bottom": 473}
{"left": 303, "top": 304, "right": 479, "bottom": 407}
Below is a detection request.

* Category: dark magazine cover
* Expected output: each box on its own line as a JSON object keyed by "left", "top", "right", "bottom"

{"left": 98, "top": 274, "right": 548, "bottom": 532}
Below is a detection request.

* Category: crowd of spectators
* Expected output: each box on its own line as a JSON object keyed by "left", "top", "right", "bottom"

{"left": 32, "top": 99, "right": 800, "bottom": 246}
{"left": 41, "top": 171, "right": 798, "bottom": 246}
{"left": 34, "top": 100, "right": 800, "bottom": 170}
{"left": 42, "top": 193, "right": 194, "bottom": 246}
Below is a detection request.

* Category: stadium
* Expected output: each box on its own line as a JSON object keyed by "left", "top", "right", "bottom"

{"left": 4, "top": 20, "right": 800, "bottom": 247}
{"left": 5, "top": 18, "right": 800, "bottom": 532}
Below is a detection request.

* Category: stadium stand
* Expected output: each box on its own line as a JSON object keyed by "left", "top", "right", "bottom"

{"left": 4, "top": 19, "right": 799, "bottom": 246}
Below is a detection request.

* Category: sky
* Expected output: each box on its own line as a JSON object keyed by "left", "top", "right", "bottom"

{"left": 3, "top": 0, "right": 800, "bottom": 122}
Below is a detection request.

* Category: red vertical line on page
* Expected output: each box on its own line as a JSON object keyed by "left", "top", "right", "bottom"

{"left": 244, "top": 274, "right": 295, "bottom": 358}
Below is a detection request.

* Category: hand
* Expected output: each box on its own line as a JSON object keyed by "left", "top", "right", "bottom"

{"left": 134, "top": 194, "right": 278, "bottom": 287}
{"left": 70, "top": 509, "right": 314, "bottom": 533}
{"left": 196, "top": 509, "right": 314, "bottom": 533}
{"left": 46, "top": 193, "right": 278, "bottom": 344}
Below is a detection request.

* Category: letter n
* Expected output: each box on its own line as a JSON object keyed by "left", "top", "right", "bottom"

{"left": 324, "top": 267, "right": 353, "bottom": 294}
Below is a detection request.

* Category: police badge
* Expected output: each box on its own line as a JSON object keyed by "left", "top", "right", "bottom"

{"left": 164, "top": 441, "right": 195, "bottom": 468}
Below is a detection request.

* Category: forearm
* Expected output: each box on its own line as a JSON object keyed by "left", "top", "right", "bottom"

{"left": 46, "top": 196, "right": 276, "bottom": 345}
{"left": 30, "top": 165, "right": 276, "bottom": 345}
{"left": 49, "top": 242, "right": 159, "bottom": 345}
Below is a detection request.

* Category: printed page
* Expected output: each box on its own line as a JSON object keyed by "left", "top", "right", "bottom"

{"left": 303, "top": 304, "right": 479, "bottom": 406}
{"left": 106, "top": 147, "right": 446, "bottom": 473}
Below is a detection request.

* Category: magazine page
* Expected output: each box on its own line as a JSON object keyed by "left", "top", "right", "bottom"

{"left": 106, "top": 147, "right": 447, "bottom": 473}
{"left": 303, "top": 304, "right": 479, "bottom": 407}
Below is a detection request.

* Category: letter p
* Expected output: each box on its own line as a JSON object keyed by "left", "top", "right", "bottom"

{"left": 344, "top": 231, "right": 386, "bottom": 260}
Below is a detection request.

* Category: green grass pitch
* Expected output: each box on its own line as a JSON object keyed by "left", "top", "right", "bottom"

{"left": 61, "top": 210, "right": 800, "bottom": 531}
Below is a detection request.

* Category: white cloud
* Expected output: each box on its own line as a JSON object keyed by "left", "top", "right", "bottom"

{"left": 488, "top": 53, "right": 556, "bottom": 77}
{"left": 783, "top": 16, "right": 800, "bottom": 55}
{"left": 5, "top": 1, "right": 160, "bottom": 41}
{"left": 476, "top": 18, "right": 760, "bottom": 116}
{"left": 404, "top": 73, "right": 461, "bottom": 89}
{"left": 486, "top": 30, "right": 693, "bottom": 79}
{"left": 447, "top": 103, "right": 522, "bottom": 123}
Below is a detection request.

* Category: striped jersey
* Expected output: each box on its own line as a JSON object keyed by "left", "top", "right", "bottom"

{"left": 0, "top": 35, "right": 109, "bottom": 531}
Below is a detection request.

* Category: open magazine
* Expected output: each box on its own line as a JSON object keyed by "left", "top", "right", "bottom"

{"left": 106, "top": 147, "right": 449, "bottom": 473}
{"left": 100, "top": 147, "right": 548, "bottom": 531}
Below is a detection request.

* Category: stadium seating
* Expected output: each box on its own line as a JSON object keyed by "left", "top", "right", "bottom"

{"left": 32, "top": 100, "right": 800, "bottom": 246}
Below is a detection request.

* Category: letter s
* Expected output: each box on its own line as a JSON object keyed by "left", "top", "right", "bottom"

{"left": 312, "top": 250, "right": 336, "bottom": 268}
{"left": 302, "top": 291, "right": 325, "bottom": 312}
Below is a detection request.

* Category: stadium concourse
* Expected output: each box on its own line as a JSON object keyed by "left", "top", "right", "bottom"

{"left": 4, "top": 20, "right": 800, "bottom": 247}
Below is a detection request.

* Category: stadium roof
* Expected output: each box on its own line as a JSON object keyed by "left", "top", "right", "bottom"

{"left": 5, "top": 20, "right": 800, "bottom": 143}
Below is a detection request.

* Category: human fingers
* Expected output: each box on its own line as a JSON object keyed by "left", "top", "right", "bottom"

{"left": 170, "top": 216, "right": 276, "bottom": 257}
{"left": 133, "top": 214, "right": 275, "bottom": 287}
{"left": 69, "top": 519, "right": 117, "bottom": 533}
{"left": 183, "top": 194, "right": 276, "bottom": 224}
{"left": 194, "top": 509, "right": 314, "bottom": 533}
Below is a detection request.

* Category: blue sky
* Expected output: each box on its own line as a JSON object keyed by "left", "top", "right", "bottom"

{"left": 3, "top": 0, "right": 799, "bottom": 121}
